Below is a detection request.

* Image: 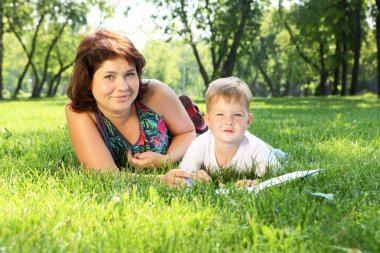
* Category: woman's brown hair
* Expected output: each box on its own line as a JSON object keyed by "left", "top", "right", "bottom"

{"left": 66, "top": 29, "right": 146, "bottom": 112}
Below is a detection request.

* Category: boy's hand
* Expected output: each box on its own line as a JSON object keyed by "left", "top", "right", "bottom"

{"left": 235, "top": 179, "right": 259, "bottom": 188}
{"left": 160, "top": 169, "right": 195, "bottom": 188}
{"left": 194, "top": 169, "right": 212, "bottom": 183}
{"left": 159, "top": 169, "right": 212, "bottom": 188}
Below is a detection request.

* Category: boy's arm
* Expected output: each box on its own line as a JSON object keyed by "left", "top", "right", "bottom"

{"left": 178, "top": 137, "right": 204, "bottom": 173}
{"left": 178, "top": 136, "right": 212, "bottom": 184}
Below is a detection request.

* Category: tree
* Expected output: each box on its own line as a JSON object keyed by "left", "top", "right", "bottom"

{"left": 46, "top": 47, "right": 75, "bottom": 97}
{"left": 0, "top": 0, "right": 4, "bottom": 99}
{"left": 150, "top": 0, "right": 266, "bottom": 92}
{"left": 372, "top": 0, "right": 380, "bottom": 97}
{"left": 31, "top": 4, "right": 74, "bottom": 98}
{"left": 6, "top": 1, "right": 46, "bottom": 98}
{"left": 279, "top": 0, "right": 340, "bottom": 96}
{"left": 4, "top": 0, "right": 113, "bottom": 98}
{"left": 349, "top": 0, "right": 363, "bottom": 95}
{"left": 337, "top": 0, "right": 351, "bottom": 96}
{"left": 244, "top": 34, "right": 279, "bottom": 96}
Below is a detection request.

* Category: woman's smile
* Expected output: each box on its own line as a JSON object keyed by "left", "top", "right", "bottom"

{"left": 91, "top": 57, "right": 139, "bottom": 112}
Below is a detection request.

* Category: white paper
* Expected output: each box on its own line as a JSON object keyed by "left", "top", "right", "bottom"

{"left": 216, "top": 169, "right": 322, "bottom": 195}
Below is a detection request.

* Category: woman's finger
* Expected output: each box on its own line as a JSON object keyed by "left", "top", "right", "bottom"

{"left": 129, "top": 155, "right": 149, "bottom": 169}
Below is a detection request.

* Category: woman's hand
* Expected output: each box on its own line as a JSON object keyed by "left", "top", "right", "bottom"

{"left": 235, "top": 179, "right": 259, "bottom": 188}
{"left": 159, "top": 169, "right": 212, "bottom": 188}
{"left": 127, "top": 151, "right": 169, "bottom": 168}
{"left": 142, "top": 80, "right": 196, "bottom": 164}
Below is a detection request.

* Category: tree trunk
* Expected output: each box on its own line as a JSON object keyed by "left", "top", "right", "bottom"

{"left": 376, "top": 0, "right": 380, "bottom": 97}
{"left": 32, "top": 18, "right": 69, "bottom": 97}
{"left": 9, "top": 13, "right": 45, "bottom": 97}
{"left": 47, "top": 75, "right": 58, "bottom": 97}
{"left": 221, "top": 0, "right": 252, "bottom": 77}
{"left": 350, "top": 0, "right": 362, "bottom": 96}
{"left": 52, "top": 75, "right": 61, "bottom": 96}
{"left": 332, "top": 40, "right": 340, "bottom": 95}
{"left": 278, "top": 3, "right": 320, "bottom": 73}
{"left": 47, "top": 59, "right": 74, "bottom": 97}
{"left": 0, "top": 0, "right": 3, "bottom": 99}
{"left": 283, "top": 80, "right": 290, "bottom": 96}
{"left": 190, "top": 41, "right": 209, "bottom": 91}
{"left": 340, "top": 0, "right": 348, "bottom": 96}
{"left": 247, "top": 70, "right": 258, "bottom": 96}
{"left": 341, "top": 43, "right": 348, "bottom": 96}
{"left": 258, "top": 66, "right": 277, "bottom": 97}
{"left": 178, "top": 2, "right": 210, "bottom": 92}
{"left": 316, "top": 41, "right": 327, "bottom": 96}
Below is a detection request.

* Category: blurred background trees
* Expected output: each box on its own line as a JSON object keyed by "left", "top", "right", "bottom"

{"left": 0, "top": 0, "right": 379, "bottom": 99}
{"left": 0, "top": 0, "right": 113, "bottom": 98}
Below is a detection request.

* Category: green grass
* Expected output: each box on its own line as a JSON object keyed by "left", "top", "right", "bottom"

{"left": 0, "top": 96, "right": 379, "bottom": 253}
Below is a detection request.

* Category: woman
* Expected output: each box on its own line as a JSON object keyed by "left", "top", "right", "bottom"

{"left": 65, "top": 29, "right": 210, "bottom": 186}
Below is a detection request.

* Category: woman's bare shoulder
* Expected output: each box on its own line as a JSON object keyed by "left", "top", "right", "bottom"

{"left": 65, "top": 101, "right": 95, "bottom": 121}
{"left": 142, "top": 79, "right": 171, "bottom": 94}
{"left": 141, "top": 79, "right": 175, "bottom": 104}
{"left": 141, "top": 80, "right": 178, "bottom": 117}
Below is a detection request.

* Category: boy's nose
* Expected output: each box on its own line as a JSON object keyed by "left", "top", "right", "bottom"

{"left": 224, "top": 117, "right": 233, "bottom": 125}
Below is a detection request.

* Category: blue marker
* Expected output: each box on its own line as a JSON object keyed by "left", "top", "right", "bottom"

{"left": 185, "top": 177, "right": 195, "bottom": 186}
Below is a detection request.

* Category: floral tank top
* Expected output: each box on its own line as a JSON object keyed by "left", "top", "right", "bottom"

{"left": 95, "top": 101, "right": 170, "bottom": 168}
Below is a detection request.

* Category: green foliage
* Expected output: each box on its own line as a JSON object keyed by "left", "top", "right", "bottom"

{"left": 1, "top": 0, "right": 114, "bottom": 98}
{"left": 146, "top": 0, "right": 378, "bottom": 97}
{"left": 237, "top": 9, "right": 314, "bottom": 96}
{"left": 0, "top": 96, "right": 379, "bottom": 252}
{"left": 2, "top": 1, "right": 379, "bottom": 98}
{"left": 150, "top": 0, "right": 269, "bottom": 87}
{"left": 142, "top": 39, "right": 205, "bottom": 96}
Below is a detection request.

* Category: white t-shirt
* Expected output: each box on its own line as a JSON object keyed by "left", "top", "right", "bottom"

{"left": 179, "top": 130, "right": 278, "bottom": 177}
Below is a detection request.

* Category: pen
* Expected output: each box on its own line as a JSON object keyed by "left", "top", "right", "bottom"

{"left": 185, "top": 177, "right": 195, "bottom": 186}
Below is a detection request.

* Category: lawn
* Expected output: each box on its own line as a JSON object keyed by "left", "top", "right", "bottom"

{"left": 0, "top": 95, "right": 379, "bottom": 252}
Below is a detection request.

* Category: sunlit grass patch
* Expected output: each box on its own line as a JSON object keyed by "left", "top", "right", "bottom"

{"left": 0, "top": 96, "right": 379, "bottom": 252}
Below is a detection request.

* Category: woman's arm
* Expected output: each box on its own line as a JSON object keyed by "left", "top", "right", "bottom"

{"left": 65, "top": 104, "right": 119, "bottom": 172}
{"left": 148, "top": 80, "right": 196, "bottom": 162}
{"left": 130, "top": 80, "right": 196, "bottom": 167}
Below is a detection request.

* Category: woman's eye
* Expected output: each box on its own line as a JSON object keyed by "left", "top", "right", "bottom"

{"left": 104, "top": 75, "right": 114, "bottom": 80}
{"left": 126, "top": 72, "right": 135, "bottom": 77}
{"left": 216, "top": 113, "right": 223, "bottom": 116}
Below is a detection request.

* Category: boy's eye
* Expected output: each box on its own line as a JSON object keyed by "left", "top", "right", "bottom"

{"left": 234, "top": 113, "right": 243, "bottom": 117}
{"left": 216, "top": 113, "right": 223, "bottom": 116}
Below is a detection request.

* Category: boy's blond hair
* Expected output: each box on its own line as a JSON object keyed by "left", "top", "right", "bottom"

{"left": 205, "top": 76, "right": 252, "bottom": 112}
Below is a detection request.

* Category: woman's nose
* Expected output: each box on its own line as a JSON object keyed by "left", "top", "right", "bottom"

{"left": 117, "top": 78, "right": 129, "bottom": 91}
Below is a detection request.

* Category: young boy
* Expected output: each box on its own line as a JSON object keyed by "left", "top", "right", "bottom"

{"left": 179, "top": 76, "right": 280, "bottom": 187}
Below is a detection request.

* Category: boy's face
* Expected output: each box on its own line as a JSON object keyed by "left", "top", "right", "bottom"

{"left": 204, "top": 97, "right": 253, "bottom": 147}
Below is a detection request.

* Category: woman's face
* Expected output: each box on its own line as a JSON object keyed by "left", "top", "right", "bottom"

{"left": 91, "top": 57, "right": 139, "bottom": 115}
